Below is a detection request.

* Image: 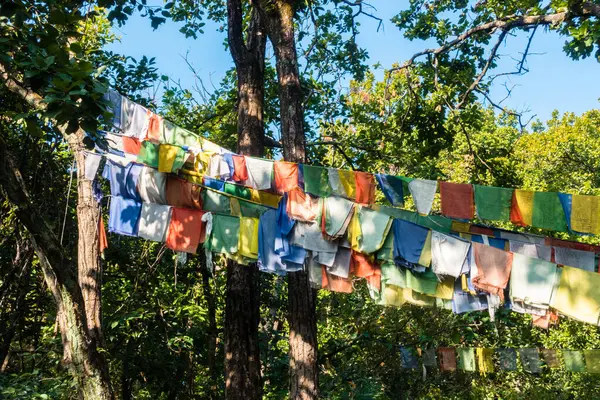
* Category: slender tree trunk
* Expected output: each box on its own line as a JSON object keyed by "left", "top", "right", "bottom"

{"left": 255, "top": 1, "right": 319, "bottom": 398}
{"left": 69, "top": 132, "right": 104, "bottom": 346}
{"left": 0, "top": 139, "right": 114, "bottom": 399}
{"left": 224, "top": 3, "right": 266, "bottom": 400}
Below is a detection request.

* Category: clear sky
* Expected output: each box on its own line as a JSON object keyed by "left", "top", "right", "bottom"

{"left": 108, "top": 0, "right": 599, "bottom": 124}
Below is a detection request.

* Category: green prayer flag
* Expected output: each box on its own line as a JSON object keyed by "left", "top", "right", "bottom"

{"left": 303, "top": 165, "right": 331, "bottom": 197}
{"left": 206, "top": 214, "right": 239, "bottom": 255}
{"left": 202, "top": 190, "right": 231, "bottom": 214}
{"left": 584, "top": 350, "right": 600, "bottom": 374}
{"left": 406, "top": 268, "right": 438, "bottom": 295}
{"left": 473, "top": 185, "right": 513, "bottom": 221}
{"left": 137, "top": 141, "right": 159, "bottom": 168}
{"left": 380, "top": 262, "right": 406, "bottom": 288}
{"left": 416, "top": 214, "right": 453, "bottom": 234}
{"left": 239, "top": 200, "right": 269, "bottom": 218}
{"left": 532, "top": 191, "right": 568, "bottom": 232}
{"left": 456, "top": 348, "right": 476, "bottom": 372}
{"left": 563, "top": 350, "right": 586, "bottom": 372}
{"left": 224, "top": 182, "right": 252, "bottom": 200}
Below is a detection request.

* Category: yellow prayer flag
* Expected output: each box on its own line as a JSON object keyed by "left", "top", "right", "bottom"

{"left": 571, "top": 194, "right": 600, "bottom": 234}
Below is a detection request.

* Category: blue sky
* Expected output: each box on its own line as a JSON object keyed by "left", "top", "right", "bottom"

{"left": 108, "top": 1, "right": 599, "bottom": 125}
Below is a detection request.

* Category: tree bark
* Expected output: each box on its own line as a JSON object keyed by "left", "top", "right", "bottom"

{"left": 0, "top": 139, "right": 114, "bottom": 399}
{"left": 255, "top": 1, "right": 319, "bottom": 399}
{"left": 70, "top": 132, "right": 104, "bottom": 346}
{"left": 224, "top": 3, "right": 266, "bottom": 400}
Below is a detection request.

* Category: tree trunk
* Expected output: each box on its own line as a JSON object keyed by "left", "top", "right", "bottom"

{"left": 255, "top": 1, "right": 319, "bottom": 398}
{"left": 224, "top": 3, "right": 266, "bottom": 400}
{"left": 69, "top": 132, "right": 104, "bottom": 346}
{"left": 0, "top": 139, "right": 114, "bottom": 399}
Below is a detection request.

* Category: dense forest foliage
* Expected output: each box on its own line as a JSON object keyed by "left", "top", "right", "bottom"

{"left": 2, "top": 0, "right": 600, "bottom": 399}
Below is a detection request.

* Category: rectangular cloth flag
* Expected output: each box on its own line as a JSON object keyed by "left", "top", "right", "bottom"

{"left": 519, "top": 348, "right": 542, "bottom": 373}
{"left": 531, "top": 192, "right": 568, "bottom": 232}
{"left": 571, "top": 194, "right": 600, "bottom": 234}
{"left": 440, "top": 181, "right": 475, "bottom": 220}
{"left": 400, "top": 347, "right": 419, "bottom": 369}
{"left": 376, "top": 174, "right": 405, "bottom": 206}
{"left": 474, "top": 185, "right": 513, "bottom": 221}
{"left": 303, "top": 165, "right": 331, "bottom": 198}
{"left": 476, "top": 348, "right": 494, "bottom": 374}
{"left": 354, "top": 171, "right": 376, "bottom": 205}
{"left": 541, "top": 349, "right": 560, "bottom": 368}
{"left": 563, "top": 350, "right": 586, "bottom": 372}
{"left": 497, "top": 348, "right": 517, "bottom": 371}
{"left": 166, "top": 208, "right": 205, "bottom": 253}
{"left": 273, "top": 161, "right": 299, "bottom": 193}
{"left": 456, "top": 348, "right": 476, "bottom": 372}
{"left": 583, "top": 350, "right": 600, "bottom": 374}
{"left": 438, "top": 347, "right": 457, "bottom": 372}
{"left": 550, "top": 266, "right": 600, "bottom": 325}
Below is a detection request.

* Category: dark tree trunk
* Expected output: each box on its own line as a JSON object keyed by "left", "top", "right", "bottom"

{"left": 224, "top": 2, "right": 266, "bottom": 400}
{"left": 0, "top": 139, "right": 114, "bottom": 399}
{"left": 255, "top": 1, "right": 319, "bottom": 398}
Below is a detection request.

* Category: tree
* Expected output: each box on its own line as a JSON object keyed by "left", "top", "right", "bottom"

{"left": 223, "top": 1, "right": 266, "bottom": 398}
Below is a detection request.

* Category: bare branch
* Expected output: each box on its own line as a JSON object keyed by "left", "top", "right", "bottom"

{"left": 456, "top": 29, "right": 508, "bottom": 109}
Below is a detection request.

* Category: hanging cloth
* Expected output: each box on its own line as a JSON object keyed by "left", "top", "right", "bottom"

{"left": 245, "top": 157, "right": 273, "bottom": 190}
{"left": 550, "top": 265, "right": 600, "bottom": 325}
{"left": 472, "top": 242, "right": 513, "bottom": 300}
{"left": 456, "top": 348, "right": 476, "bottom": 372}
{"left": 431, "top": 231, "right": 470, "bottom": 278}
{"left": 108, "top": 195, "right": 142, "bottom": 237}
{"left": 354, "top": 171, "right": 376, "bottom": 205}
{"left": 531, "top": 191, "right": 569, "bottom": 232}
{"left": 439, "top": 181, "right": 475, "bottom": 220}
{"left": 165, "top": 208, "right": 206, "bottom": 253}
{"left": 303, "top": 165, "right": 331, "bottom": 198}
{"left": 563, "top": 350, "right": 586, "bottom": 372}
{"left": 138, "top": 204, "right": 172, "bottom": 242}
{"left": 476, "top": 348, "right": 494, "bottom": 375}
{"left": 510, "top": 189, "right": 534, "bottom": 226}
{"left": 287, "top": 187, "right": 319, "bottom": 222}
{"left": 584, "top": 350, "right": 600, "bottom": 374}
{"left": 145, "top": 110, "right": 163, "bottom": 142}
{"left": 519, "top": 348, "right": 542, "bottom": 373}
{"left": 137, "top": 141, "right": 160, "bottom": 168}
{"left": 375, "top": 174, "right": 406, "bottom": 206}
{"left": 165, "top": 177, "right": 203, "bottom": 209}
{"left": 158, "top": 144, "right": 187, "bottom": 173}
{"left": 437, "top": 347, "right": 457, "bottom": 372}
{"left": 554, "top": 247, "right": 596, "bottom": 272}
{"left": 509, "top": 253, "right": 558, "bottom": 309}
{"left": 541, "top": 349, "right": 560, "bottom": 368}
{"left": 408, "top": 179, "right": 437, "bottom": 216}
{"left": 473, "top": 185, "right": 513, "bottom": 221}
{"left": 338, "top": 169, "right": 356, "bottom": 199}
{"left": 273, "top": 161, "right": 299, "bottom": 193}
{"left": 496, "top": 348, "right": 517, "bottom": 371}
